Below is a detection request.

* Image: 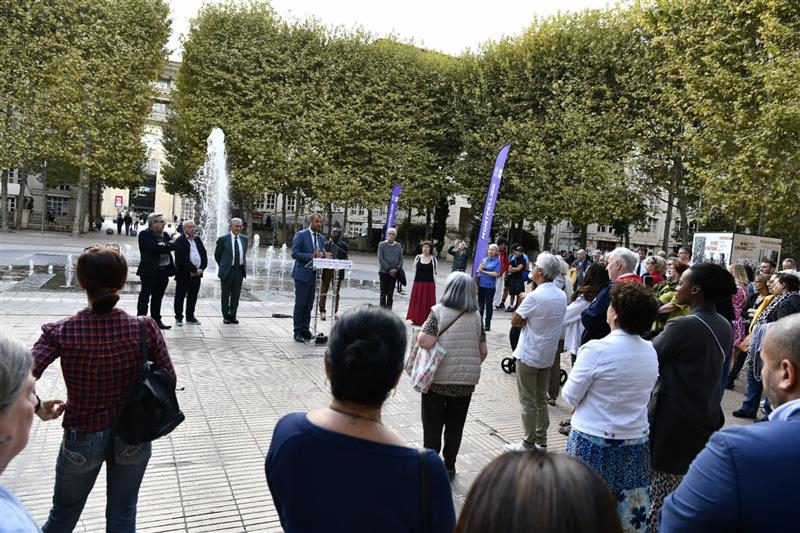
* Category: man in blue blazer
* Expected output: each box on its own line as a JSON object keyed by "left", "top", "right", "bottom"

{"left": 660, "top": 313, "right": 800, "bottom": 532}
{"left": 291, "top": 213, "right": 330, "bottom": 342}
{"left": 214, "top": 217, "right": 247, "bottom": 324}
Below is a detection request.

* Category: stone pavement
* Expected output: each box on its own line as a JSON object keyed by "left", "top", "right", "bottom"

{"left": 0, "top": 230, "right": 753, "bottom": 532}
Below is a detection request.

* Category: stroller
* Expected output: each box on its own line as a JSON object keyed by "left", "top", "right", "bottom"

{"left": 501, "top": 325, "right": 568, "bottom": 387}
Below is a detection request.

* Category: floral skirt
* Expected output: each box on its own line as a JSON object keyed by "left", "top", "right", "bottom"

{"left": 566, "top": 429, "right": 651, "bottom": 532}
{"left": 406, "top": 281, "right": 436, "bottom": 325}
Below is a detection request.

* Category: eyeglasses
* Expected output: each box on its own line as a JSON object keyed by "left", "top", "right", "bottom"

{"left": 83, "top": 243, "right": 121, "bottom": 252}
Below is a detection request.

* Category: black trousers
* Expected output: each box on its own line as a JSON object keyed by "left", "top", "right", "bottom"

{"left": 220, "top": 265, "right": 245, "bottom": 318}
{"left": 421, "top": 391, "right": 472, "bottom": 469}
{"left": 379, "top": 272, "right": 397, "bottom": 309}
{"left": 137, "top": 271, "right": 170, "bottom": 321}
{"left": 174, "top": 274, "right": 201, "bottom": 321}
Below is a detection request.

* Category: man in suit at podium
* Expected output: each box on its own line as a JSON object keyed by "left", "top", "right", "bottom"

{"left": 215, "top": 217, "right": 248, "bottom": 324}
{"left": 292, "top": 212, "right": 330, "bottom": 342}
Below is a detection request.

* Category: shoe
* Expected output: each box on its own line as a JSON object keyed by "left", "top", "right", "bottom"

{"left": 156, "top": 321, "right": 171, "bottom": 330}
{"left": 732, "top": 409, "right": 757, "bottom": 419}
{"left": 504, "top": 441, "right": 533, "bottom": 452}
{"left": 495, "top": 304, "right": 505, "bottom": 310}
{"left": 548, "top": 398, "right": 557, "bottom": 406}
{"left": 230, "top": 317, "right": 239, "bottom": 324}
{"left": 559, "top": 419, "right": 571, "bottom": 428}
{"left": 294, "top": 333, "right": 306, "bottom": 343}
{"left": 223, "top": 317, "right": 232, "bottom": 324}
{"left": 534, "top": 443, "right": 548, "bottom": 451}
{"left": 558, "top": 425, "right": 571, "bottom": 436}
{"left": 302, "top": 331, "right": 313, "bottom": 340}
{"left": 505, "top": 306, "right": 515, "bottom": 312}
{"left": 186, "top": 318, "right": 201, "bottom": 325}
{"left": 485, "top": 327, "right": 491, "bottom": 332}
{"left": 445, "top": 466, "right": 456, "bottom": 481}
{"left": 175, "top": 319, "right": 183, "bottom": 326}
{"left": 320, "top": 312, "right": 326, "bottom": 321}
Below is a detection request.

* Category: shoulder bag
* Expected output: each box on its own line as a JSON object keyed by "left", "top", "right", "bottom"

{"left": 405, "top": 310, "right": 467, "bottom": 393}
{"left": 114, "top": 318, "right": 185, "bottom": 445}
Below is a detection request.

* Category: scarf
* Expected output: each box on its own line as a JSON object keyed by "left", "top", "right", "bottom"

{"left": 744, "top": 291, "right": 799, "bottom": 374}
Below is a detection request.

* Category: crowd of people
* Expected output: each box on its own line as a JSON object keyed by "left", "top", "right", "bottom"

{"left": 2, "top": 213, "right": 799, "bottom": 532}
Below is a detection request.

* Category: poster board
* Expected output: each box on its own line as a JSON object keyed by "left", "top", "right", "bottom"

{"left": 691, "top": 232, "right": 781, "bottom": 267}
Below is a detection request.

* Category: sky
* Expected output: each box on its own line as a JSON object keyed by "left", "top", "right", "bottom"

{"left": 167, "top": 0, "right": 615, "bottom": 60}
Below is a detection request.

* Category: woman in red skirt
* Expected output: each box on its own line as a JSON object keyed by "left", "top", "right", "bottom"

{"left": 407, "top": 241, "right": 438, "bottom": 325}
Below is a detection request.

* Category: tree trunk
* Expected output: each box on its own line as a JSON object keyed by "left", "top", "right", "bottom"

{"left": 292, "top": 190, "right": 300, "bottom": 235}
{"left": 403, "top": 208, "right": 412, "bottom": 252}
{"left": 342, "top": 203, "right": 349, "bottom": 239}
{"left": 72, "top": 163, "right": 87, "bottom": 237}
{"left": 756, "top": 205, "right": 766, "bottom": 235}
{"left": 280, "top": 192, "right": 287, "bottom": 244}
{"left": 1, "top": 169, "right": 8, "bottom": 232}
{"left": 424, "top": 207, "right": 432, "bottom": 241}
{"left": 327, "top": 203, "right": 333, "bottom": 237}
{"left": 95, "top": 187, "right": 102, "bottom": 223}
{"left": 676, "top": 165, "right": 689, "bottom": 247}
{"left": 624, "top": 226, "right": 630, "bottom": 248}
{"left": 367, "top": 207, "right": 374, "bottom": 251}
{"left": 543, "top": 218, "right": 553, "bottom": 251}
{"left": 87, "top": 181, "right": 95, "bottom": 226}
{"left": 41, "top": 162, "right": 47, "bottom": 233}
{"left": 579, "top": 223, "right": 588, "bottom": 250}
{"left": 432, "top": 196, "right": 448, "bottom": 258}
{"left": 661, "top": 169, "right": 676, "bottom": 252}
{"left": 15, "top": 164, "right": 27, "bottom": 229}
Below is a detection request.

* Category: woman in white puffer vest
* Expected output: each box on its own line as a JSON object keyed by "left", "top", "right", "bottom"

{"left": 416, "top": 272, "right": 488, "bottom": 481}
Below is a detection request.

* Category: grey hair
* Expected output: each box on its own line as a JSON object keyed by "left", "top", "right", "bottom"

{"left": 0, "top": 336, "right": 32, "bottom": 413}
{"left": 183, "top": 219, "right": 197, "bottom": 227}
{"left": 783, "top": 258, "right": 796, "bottom": 267}
{"left": 534, "top": 252, "right": 562, "bottom": 282}
{"left": 229, "top": 217, "right": 243, "bottom": 225}
{"left": 146, "top": 212, "right": 164, "bottom": 228}
{"left": 488, "top": 243, "right": 499, "bottom": 254}
{"left": 386, "top": 227, "right": 397, "bottom": 235}
{"left": 440, "top": 272, "right": 479, "bottom": 312}
{"left": 608, "top": 247, "right": 638, "bottom": 273}
{"left": 646, "top": 255, "right": 667, "bottom": 273}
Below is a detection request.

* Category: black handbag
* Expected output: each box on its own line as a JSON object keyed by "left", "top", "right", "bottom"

{"left": 114, "top": 318, "right": 185, "bottom": 445}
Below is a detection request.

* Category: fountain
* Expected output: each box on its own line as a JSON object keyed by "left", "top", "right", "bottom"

{"left": 28, "top": 260, "right": 34, "bottom": 274}
{"left": 47, "top": 265, "right": 53, "bottom": 274}
{"left": 265, "top": 245, "right": 275, "bottom": 277}
{"left": 251, "top": 233, "right": 260, "bottom": 277}
{"left": 66, "top": 255, "right": 74, "bottom": 272}
{"left": 123, "top": 244, "right": 132, "bottom": 260}
{"left": 278, "top": 244, "right": 289, "bottom": 276}
{"left": 193, "top": 127, "right": 230, "bottom": 273}
{"left": 7, "top": 265, "right": 11, "bottom": 271}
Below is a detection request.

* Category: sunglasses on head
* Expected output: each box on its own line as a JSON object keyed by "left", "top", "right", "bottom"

{"left": 83, "top": 243, "right": 121, "bottom": 252}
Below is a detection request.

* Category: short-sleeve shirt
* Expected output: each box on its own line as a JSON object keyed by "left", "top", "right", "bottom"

{"left": 266, "top": 413, "right": 455, "bottom": 532}
{"left": 513, "top": 282, "right": 567, "bottom": 368}
{"left": 478, "top": 256, "right": 501, "bottom": 289}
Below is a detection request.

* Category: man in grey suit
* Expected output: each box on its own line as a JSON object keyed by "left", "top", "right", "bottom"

{"left": 215, "top": 217, "right": 248, "bottom": 324}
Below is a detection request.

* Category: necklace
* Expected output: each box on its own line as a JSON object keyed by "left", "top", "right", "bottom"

{"left": 328, "top": 405, "right": 383, "bottom": 425}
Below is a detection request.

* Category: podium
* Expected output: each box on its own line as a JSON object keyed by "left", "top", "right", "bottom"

{"left": 309, "top": 258, "right": 353, "bottom": 343}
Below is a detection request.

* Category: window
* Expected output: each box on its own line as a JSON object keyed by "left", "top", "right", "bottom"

{"left": 57, "top": 184, "right": 70, "bottom": 191}
{"left": 373, "top": 206, "right": 386, "bottom": 217}
{"left": 350, "top": 205, "right": 366, "bottom": 217}
{"left": 180, "top": 197, "right": 195, "bottom": 221}
{"left": 287, "top": 196, "right": 296, "bottom": 212}
{"left": 674, "top": 220, "right": 682, "bottom": 234}
{"left": 47, "top": 196, "right": 68, "bottom": 216}
{"left": 649, "top": 218, "right": 658, "bottom": 234}
{"left": 264, "top": 193, "right": 276, "bottom": 210}
{"left": 6, "top": 197, "right": 16, "bottom": 211}
{"left": 5, "top": 168, "right": 16, "bottom": 183}
{"left": 331, "top": 203, "right": 344, "bottom": 213}
{"left": 597, "top": 224, "right": 607, "bottom": 233}
{"left": 348, "top": 223, "right": 365, "bottom": 239}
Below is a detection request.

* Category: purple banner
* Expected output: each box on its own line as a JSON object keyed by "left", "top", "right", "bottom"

{"left": 472, "top": 144, "right": 511, "bottom": 276}
{"left": 384, "top": 184, "right": 402, "bottom": 239}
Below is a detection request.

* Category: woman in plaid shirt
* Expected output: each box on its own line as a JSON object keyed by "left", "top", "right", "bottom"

{"left": 32, "top": 245, "right": 176, "bottom": 532}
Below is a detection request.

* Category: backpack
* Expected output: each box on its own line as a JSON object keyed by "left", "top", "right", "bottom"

{"left": 114, "top": 318, "right": 185, "bottom": 445}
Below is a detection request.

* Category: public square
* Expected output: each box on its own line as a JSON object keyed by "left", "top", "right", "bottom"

{"left": 0, "top": 230, "right": 753, "bottom": 532}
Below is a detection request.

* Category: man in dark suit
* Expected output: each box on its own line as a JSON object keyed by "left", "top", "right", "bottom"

{"left": 173, "top": 219, "right": 207, "bottom": 326}
{"left": 136, "top": 213, "right": 176, "bottom": 329}
{"left": 291, "top": 212, "right": 330, "bottom": 342}
{"left": 215, "top": 217, "right": 247, "bottom": 324}
{"left": 661, "top": 314, "right": 800, "bottom": 532}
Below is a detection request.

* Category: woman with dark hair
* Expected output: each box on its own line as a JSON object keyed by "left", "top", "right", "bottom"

{"left": 406, "top": 241, "right": 438, "bottom": 326}
{"left": 646, "top": 262, "right": 736, "bottom": 532}
{"left": 32, "top": 245, "right": 175, "bottom": 532}
{"left": 266, "top": 306, "right": 455, "bottom": 532}
{"left": 562, "top": 283, "right": 659, "bottom": 531}
{"left": 734, "top": 272, "right": 800, "bottom": 419}
{"left": 417, "top": 272, "right": 487, "bottom": 480}
{"left": 455, "top": 451, "right": 623, "bottom": 533}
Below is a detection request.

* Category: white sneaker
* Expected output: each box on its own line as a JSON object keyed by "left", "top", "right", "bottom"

{"left": 175, "top": 319, "right": 183, "bottom": 326}
{"left": 503, "top": 441, "right": 532, "bottom": 452}
{"left": 535, "top": 443, "right": 548, "bottom": 451}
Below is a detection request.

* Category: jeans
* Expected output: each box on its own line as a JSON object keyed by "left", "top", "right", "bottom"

{"left": 516, "top": 362, "right": 550, "bottom": 446}
{"left": 740, "top": 364, "right": 762, "bottom": 415}
{"left": 379, "top": 272, "right": 397, "bottom": 309}
{"left": 477, "top": 286, "right": 495, "bottom": 329}
{"left": 293, "top": 278, "right": 316, "bottom": 334}
{"left": 43, "top": 428, "right": 151, "bottom": 533}
{"left": 421, "top": 391, "right": 473, "bottom": 469}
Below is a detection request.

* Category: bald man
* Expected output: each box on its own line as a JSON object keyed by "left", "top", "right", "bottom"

{"left": 661, "top": 314, "right": 800, "bottom": 532}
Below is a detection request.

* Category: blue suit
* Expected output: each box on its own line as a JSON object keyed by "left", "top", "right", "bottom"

{"left": 291, "top": 229, "right": 327, "bottom": 335}
{"left": 660, "top": 403, "right": 800, "bottom": 532}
